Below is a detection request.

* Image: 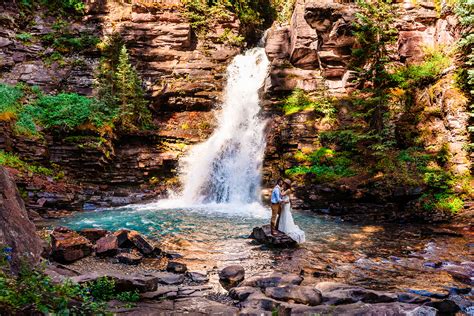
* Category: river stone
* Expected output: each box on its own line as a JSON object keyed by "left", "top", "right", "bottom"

{"left": 239, "top": 291, "right": 281, "bottom": 311}
{"left": 229, "top": 286, "right": 260, "bottom": 301}
{"left": 425, "top": 300, "right": 461, "bottom": 314}
{"left": 0, "top": 167, "right": 43, "bottom": 273}
{"left": 116, "top": 251, "right": 143, "bottom": 265}
{"left": 250, "top": 225, "right": 297, "bottom": 247}
{"left": 127, "top": 230, "right": 154, "bottom": 255}
{"left": 219, "top": 265, "right": 245, "bottom": 290}
{"left": 50, "top": 227, "right": 93, "bottom": 263}
{"left": 71, "top": 272, "right": 158, "bottom": 292}
{"left": 167, "top": 261, "right": 187, "bottom": 274}
{"left": 95, "top": 234, "right": 118, "bottom": 257}
{"left": 187, "top": 271, "right": 209, "bottom": 283}
{"left": 141, "top": 286, "right": 179, "bottom": 300}
{"left": 265, "top": 285, "right": 322, "bottom": 306}
{"left": 315, "top": 282, "right": 397, "bottom": 305}
{"left": 79, "top": 228, "right": 108, "bottom": 243}
{"left": 239, "top": 272, "right": 303, "bottom": 289}
{"left": 278, "top": 301, "right": 436, "bottom": 316}
{"left": 155, "top": 271, "right": 185, "bottom": 285}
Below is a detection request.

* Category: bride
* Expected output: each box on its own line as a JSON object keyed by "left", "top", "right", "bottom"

{"left": 278, "top": 181, "right": 306, "bottom": 244}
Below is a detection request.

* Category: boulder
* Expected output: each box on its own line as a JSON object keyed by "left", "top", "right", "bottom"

{"left": 116, "top": 250, "right": 143, "bottom": 265}
{"left": 315, "top": 282, "right": 397, "bottom": 305}
{"left": 0, "top": 167, "right": 42, "bottom": 272}
{"left": 250, "top": 225, "right": 297, "bottom": 247}
{"left": 50, "top": 227, "right": 93, "bottom": 263}
{"left": 155, "top": 271, "right": 185, "bottom": 285}
{"left": 265, "top": 285, "right": 322, "bottom": 306}
{"left": 113, "top": 229, "right": 155, "bottom": 255}
{"left": 186, "top": 271, "right": 209, "bottom": 283}
{"left": 229, "top": 286, "right": 260, "bottom": 301}
{"left": 71, "top": 272, "right": 159, "bottom": 293}
{"left": 78, "top": 228, "right": 108, "bottom": 243}
{"left": 167, "top": 261, "right": 187, "bottom": 274}
{"left": 95, "top": 234, "right": 119, "bottom": 257}
{"left": 219, "top": 265, "right": 245, "bottom": 290}
{"left": 240, "top": 272, "right": 303, "bottom": 289}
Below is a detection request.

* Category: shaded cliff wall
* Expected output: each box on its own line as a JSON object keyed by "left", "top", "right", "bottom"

{"left": 262, "top": 0, "right": 472, "bottom": 222}
{"left": 0, "top": 0, "right": 242, "bottom": 211}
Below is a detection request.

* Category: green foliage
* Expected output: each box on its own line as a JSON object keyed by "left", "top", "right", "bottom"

{"left": 183, "top": 0, "right": 283, "bottom": 42}
{"left": 286, "top": 148, "right": 356, "bottom": 182}
{"left": 319, "top": 130, "right": 361, "bottom": 152}
{"left": 114, "top": 45, "right": 152, "bottom": 130}
{"left": 390, "top": 51, "right": 451, "bottom": 89}
{"left": 0, "top": 84, "right": 23, "bottom": 120}
{"left": 0, "top": 150, "right": 53, "bottom": 176}
{"left": 32, "top": 93, "right": 110, "bottom": 131}
{"left": 86, "top": 277, "right": 116, "bottom": 301}
{"left": 16, "top": 32, "right": 33, "bottom": 42}
{"left": 19, "top": 0, "right": 86, "bottom": 15}
{"left": 281, "top": 89, "right": 337, "bottom": 121}
{"left": 116, "top": 290, "right": 140, "bottom": 303}
{"left": 41, "top": 24, "right": 99, "bottom": 54}
{"left": 422, "top": 193, "right": 464, "bottom": 214}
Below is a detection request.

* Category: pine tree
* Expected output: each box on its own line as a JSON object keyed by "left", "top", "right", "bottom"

{"left": 113, "top": 45, "right": 152, "bottom": 130}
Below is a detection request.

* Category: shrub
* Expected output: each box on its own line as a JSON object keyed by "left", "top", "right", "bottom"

{"left": 32, "top": 93, "right": 110, "bottom": 131}
{"left": 0, "top": 84, "right": 23, "bottom": 121}
{"left": 86, "top": 277, "right": 116, "bottom": 302}
{"left": 422, "top": 193, "right": 464, "bottom": 214}
{"left": 16, "top": 33, "right": 33, "bottom": 42}
{"left": 390, "top": 50, "right": 451, "bottom": 89}
{"left": 281, "top": 89, "right": 336, "bottom": 119}
{"left": 0, "top": 150, "right": 53, "bottom": 176}
{"left": 319, "top": 130, "right": 361, "bottom": 152}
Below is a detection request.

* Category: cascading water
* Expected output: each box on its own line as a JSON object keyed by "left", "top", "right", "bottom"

{"left": 179, "top": 47, "right": 270, "bottom": 205}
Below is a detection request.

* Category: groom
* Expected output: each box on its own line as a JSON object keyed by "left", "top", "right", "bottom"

{"left": 270, "top": 178, "right": 284, "bottom": 235}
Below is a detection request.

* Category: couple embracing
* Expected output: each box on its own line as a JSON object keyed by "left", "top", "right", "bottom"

{"left": 270, "top": 179, "right": 305, "bottom": 244}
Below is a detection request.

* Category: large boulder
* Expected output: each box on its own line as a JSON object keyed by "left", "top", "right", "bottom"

{"left": 50, "top": 227, "right": 93, "bottom": 263}
{"left": 239, "top": 272, "right": 303, "bottom": 289}
{"left": 315, "top": 282, "right": 397, "bottom": 305}
{"left": 0, "top": 167, "right": 43, "bottom": 272}
{"left": 265, "top": 285, "right": 322, "bottom": 306}
{"left": 250, "top": 225, "right": 297, "bottom": 247}
{"left": 219, "top": 265, "right": 245, "bottom": 290}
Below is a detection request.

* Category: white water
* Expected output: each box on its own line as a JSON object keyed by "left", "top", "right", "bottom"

{"left": 151, "top": 47, "right": 270, "bottom": 217}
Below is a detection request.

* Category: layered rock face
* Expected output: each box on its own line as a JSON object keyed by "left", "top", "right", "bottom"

{"left": 262, "top": 0, "right": 471, "bottom": 220}
{"left": 0, "top": 0, "right": 242, "bottom": 211}
{"left": 0, "top": 167, "right": 42, "bottom": 272}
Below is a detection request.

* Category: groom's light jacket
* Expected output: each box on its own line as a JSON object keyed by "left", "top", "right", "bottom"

{"left": 271, "top": 185, "right": 282, "bottom": 204}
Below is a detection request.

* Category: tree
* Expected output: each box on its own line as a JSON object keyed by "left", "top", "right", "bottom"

{"left": 115, "top": 45, "right": 152, "bottom": 130}
{"left": 352, "top": 0, "right": 398, "bottom": 132}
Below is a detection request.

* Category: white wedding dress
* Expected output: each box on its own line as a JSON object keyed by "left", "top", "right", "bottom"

{"left": 278, "top": 195, "right": 306, "bottom": 243}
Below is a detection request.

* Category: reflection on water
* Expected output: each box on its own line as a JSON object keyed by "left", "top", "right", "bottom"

{"left": 60, "top": 205, "right": 473, "bottom": 297}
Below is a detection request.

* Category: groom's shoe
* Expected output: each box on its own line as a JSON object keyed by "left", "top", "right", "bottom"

{"left": 271, "top": 229, "right": 277, "bottom": 236}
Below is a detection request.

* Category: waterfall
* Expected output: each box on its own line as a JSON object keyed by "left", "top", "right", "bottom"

{"left": 178, "top": 47, "right": 270, "bottom": 205}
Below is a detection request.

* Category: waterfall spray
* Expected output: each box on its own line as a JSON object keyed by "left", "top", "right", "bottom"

{"left": 178, "top": 47, "right": 270, "bottom": 205}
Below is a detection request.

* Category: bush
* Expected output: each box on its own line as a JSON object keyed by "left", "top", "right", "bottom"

{"left": 16, "top": 33, "right": 33, "bottom": 42}
{"left": 390, "top": 50, "right": 451, "bottom": 89}
{"left": 281, "top": 89, "right": 336, "bottom": 119}
{"left": 0, "top": 150, "right": 53, "bottom": 176}
{"left": 32, "top": 93, "right": 110, "bottom": 131}
{"left": 319, "top": 130, "right": 361, "bottom": 152}
{"left": 0, "top": 84, "right": 23, "bottom": 121}
{"left": 422, "top": 193, "right": 464, "bottom": 214}
{"left": 286, "top": 148, "right": 355, "bottom": 182}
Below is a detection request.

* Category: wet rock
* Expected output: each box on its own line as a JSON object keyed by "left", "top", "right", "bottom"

{"left": 186, "top": 271, "right": 209, "bottom": 283}
{"left": 71, "top": 272, "right": 158, "bottom": 293}
{"left": 265, "top": 285, "right": 322, "bottom": 306}
{"left": 0, "top": 167, "right": 43, "bottom": 272}
{"left": 240, "top": 272, "right": 303, "bottom": 289}
{"left": 141, "top": 286, "right": 179, "bottom": 300}
{"left": 425, "top": 300, "right": 461, "bottom": 314}
{"left": 165, "top": 252, "right": 183, "bottom": 259}
{"left": 95, "top": 234, "right": 119, "bottom": 257}
{"left": 112, "top": 229, "right": 155, "bottom": 255}
{"left": 167, "top": 261, "right": 187, "bottom": 274}
{"left": 250, "top": 225, "right": 297, "bottom": 247}
{"left": 116, "top": 250, "right": 143, "bottom": 265}
{"left": 229, "top": 286, "right": 260, "bottom": 301}
{"left": 219, "top": 265, "right": 245, "bottom": 290}
{"left": 278, "top": 301, "right": 437, "bottom": 316}
{"left": 238, "top": 291, "right": 281, "bottom": 312}
{"left": 78, "top": 228, "right": 108, "bottom": 243}
{"left": 397, "top": 293, "right": 431, "bottom": 304}
{"left": 155, "top": 272, "right": 185, "bottom": 285}
{"left": 315, "top": 282, "right": 397, "bottom": 305}
{"left": 408, "top": 289, "right": 450, "bottom": 299}
{"left": 50, "top": 227, "right": 93, "bottom": 263}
